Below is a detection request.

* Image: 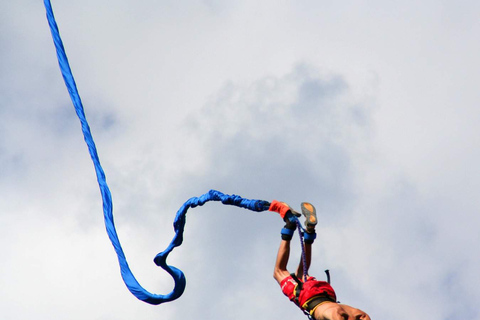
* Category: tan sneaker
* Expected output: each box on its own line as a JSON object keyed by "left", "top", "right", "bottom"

{"left": 301, "top": 202, "right": 317, "bottom": 232}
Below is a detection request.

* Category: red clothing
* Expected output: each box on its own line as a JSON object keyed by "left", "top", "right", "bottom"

{"left": 280, "top": 275, "right": 336, "bottom": 308}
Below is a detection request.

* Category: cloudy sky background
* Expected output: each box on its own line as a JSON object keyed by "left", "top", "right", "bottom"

{"left": 1, "top": 0, "right": 480, "bottom": 319}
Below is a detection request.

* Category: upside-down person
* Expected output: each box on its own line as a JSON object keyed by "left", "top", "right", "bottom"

{"left": 269, "top": 200, "right": 371, "bottom": 320}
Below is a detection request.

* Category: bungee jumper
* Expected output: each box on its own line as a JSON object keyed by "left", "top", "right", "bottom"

{"left": 269, "top": 201, "right": 371, "bottom": 320}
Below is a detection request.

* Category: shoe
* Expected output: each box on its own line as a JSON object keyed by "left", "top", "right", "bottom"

{"left": 301, "top": 202, "right": 317, "bottom": 232}
{"left": 269, "top": 200, "right": 301, "bottom": 219}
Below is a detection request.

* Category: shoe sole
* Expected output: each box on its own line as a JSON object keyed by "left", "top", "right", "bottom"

{"left": 301, "top": 202, "right": 317, "bottom": 226}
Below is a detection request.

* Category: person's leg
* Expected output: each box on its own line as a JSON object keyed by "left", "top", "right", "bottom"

{"left": 273, "top": 239, "right": 292, "bottom": 285}
{"left": 296, "top": 202, "right": 317, "bottom": 278}
{"left": 270, "top": 201, "right": 299, "bottom": 284}
{"left": 296, "top": 233, "right": 312, "bottom": 279}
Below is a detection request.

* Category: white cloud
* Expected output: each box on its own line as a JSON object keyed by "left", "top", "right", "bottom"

{"left": 1, "top": 1, "right": 480, "bottom": 320}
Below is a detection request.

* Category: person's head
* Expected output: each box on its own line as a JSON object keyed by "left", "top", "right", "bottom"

{"left": 314, "top": 302, "right": 371, "bottom": 320}
{"left": 339, "top": 304, "right": 371, "bottom": 320}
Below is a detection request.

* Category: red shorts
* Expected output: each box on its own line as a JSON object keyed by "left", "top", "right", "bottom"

{"left": 280, "top": 275, "right": 336, "bottom": 308}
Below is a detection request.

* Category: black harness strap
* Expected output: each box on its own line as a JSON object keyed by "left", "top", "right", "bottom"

{"left": 325, "top": 269, "right": 331, "bottom": 284}
{"left": 289, "top": 273, "right": 314, "bottom": 320}
{"left": 290, "top": 271, "right": 336, "bottom": 319}
{"left": 290, "top": 273, "right": 303, "bottom": 305}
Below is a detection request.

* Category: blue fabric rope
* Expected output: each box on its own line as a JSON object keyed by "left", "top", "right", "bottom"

{"left": 43, "top": 0, "right": 270, "bottom": 305}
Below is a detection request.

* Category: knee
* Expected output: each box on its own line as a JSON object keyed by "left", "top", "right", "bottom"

{"left": 273, "top": 269, "right": 289, "bottom": 285}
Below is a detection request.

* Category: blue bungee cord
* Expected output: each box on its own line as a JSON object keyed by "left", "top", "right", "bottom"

{"left": 44, "top": 0, "right": 313, "bottom": 308}
{"left": 43, "top": 0, "right": 271, "bottom": 305}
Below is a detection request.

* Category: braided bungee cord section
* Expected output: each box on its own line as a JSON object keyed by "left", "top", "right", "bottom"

{"left": 151, "top": 190, "right": 270, "bottom": 304}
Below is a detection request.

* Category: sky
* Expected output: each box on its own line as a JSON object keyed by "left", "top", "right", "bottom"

{"left": 1, "top": 0, "right": 480, "bottom": 319}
